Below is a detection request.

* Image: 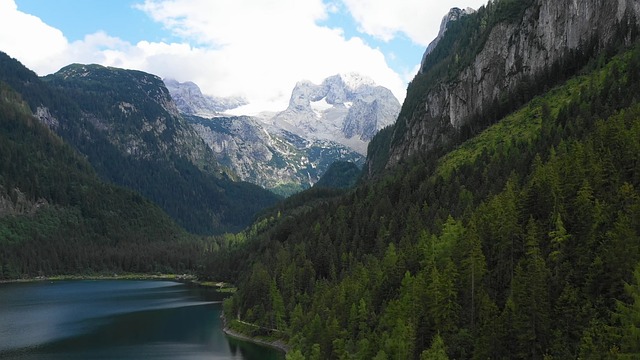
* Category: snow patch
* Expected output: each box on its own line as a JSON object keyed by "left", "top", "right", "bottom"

{"left": 311, "top": 98, "right": 333, "bottom": 118}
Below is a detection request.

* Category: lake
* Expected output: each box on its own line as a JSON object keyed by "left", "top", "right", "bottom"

{"left": 0, "top": 280, "right": 285, "bottom": 360}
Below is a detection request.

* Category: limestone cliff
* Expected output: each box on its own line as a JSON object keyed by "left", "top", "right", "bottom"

{"left": 381, "top": 0, "right": 640, "bottom": 170}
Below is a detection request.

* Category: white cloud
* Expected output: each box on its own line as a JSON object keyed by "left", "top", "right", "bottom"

{"left": 4, "top": 0, "right": 491, "bottom": 114}
{"left": 134, "top": 0, "right": 407, "bottom": 111}
{"left": 0, "top": 0, "right": 68, "bottom": 73}
{"left": 342, "top": 0, "right": 488, "bottom": 46}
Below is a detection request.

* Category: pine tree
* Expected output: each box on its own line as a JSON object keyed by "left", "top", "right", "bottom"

{"left": 420, "top": 333, "right": 449, "bottom": 360}
{"left": 613, "top": 263, "right": 640, "bottom": 357}
{"left": 511, "top": 218, "right": 551, "bottom": 358}
{"left": 459, "top": 219, "right": 487, "bottom": 328}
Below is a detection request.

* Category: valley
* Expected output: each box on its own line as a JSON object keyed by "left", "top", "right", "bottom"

{"left": 1, "top": 0, "right": 640, "bottom": 358}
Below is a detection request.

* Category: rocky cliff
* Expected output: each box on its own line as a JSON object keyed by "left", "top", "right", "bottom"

{"left": 383, "top": 0, "right": 640, "bottom": 169}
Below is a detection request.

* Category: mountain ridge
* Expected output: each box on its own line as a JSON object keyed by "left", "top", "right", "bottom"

{"left": 0, "top": 79, "right": 206, "bottom": 277}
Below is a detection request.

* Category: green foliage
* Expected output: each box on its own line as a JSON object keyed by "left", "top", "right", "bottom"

{"left": 214, "top": 43, "right": 640, "bottom": 359}
{"left": 420, "top": 333, "right": 449, "bottom": 360}
{"left": 612, "top": 263, "right": 640, "bottom": 357}
{"left": 313, "top": 161, "right": 361, "bottom": 190}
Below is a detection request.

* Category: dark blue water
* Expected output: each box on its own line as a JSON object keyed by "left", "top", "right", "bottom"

{"left": 0, "top": 280, "right": 284, "bottom": 360}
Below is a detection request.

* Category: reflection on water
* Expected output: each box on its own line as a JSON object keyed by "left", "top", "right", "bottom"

{"left": 0, "top": 280, "right": 284, "bottom": 360}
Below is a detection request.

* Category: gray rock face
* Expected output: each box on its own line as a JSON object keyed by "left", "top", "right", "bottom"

{"left": 0, "top": 187, "right": 47, "bottom": 217}
{"left": 387, "top": 0, "right": 640, "bottom": 167}
{"left": 164, "top": 78, "right": 246, "bottom": 118}
{"left": 34, "top": 106, "right": 59, "bottom": 130}
{"left": 187, "top": 114, "right": 364, "bottom": 195}
{"left": 419, "top": 7, "right": 476, "bottom": 74}
{"left": 271, "top": 73, "right": 400, "bottom": 155}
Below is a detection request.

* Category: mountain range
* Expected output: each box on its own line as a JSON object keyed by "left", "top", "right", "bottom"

{"left": 166, "top": 73, "right": 399, "bottom": 194}
{"left": 270, "top": 73, "right": 400, "bottom": 155}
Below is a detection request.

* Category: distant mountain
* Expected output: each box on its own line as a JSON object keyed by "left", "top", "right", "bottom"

{"left": 163, "top": 78, "right": 247, "bottom": 118}
{"left": 0, "top": 55, "right": 280, "bottom": 234}
{"left": 186, "top": 114, "right": 364, "bottom": 196}
{"left": 165, "top": 74, "right": 386, "bottom": 195}
{"left": 44, "top": 64, "right": 221, "bottom": 173}
{"left": 270, "top": 73, "right": 400, "bottom": 155}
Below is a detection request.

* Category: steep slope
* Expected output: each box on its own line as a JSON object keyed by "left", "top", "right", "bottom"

{"left": 0, "top": 54, "right": 281, "bottom": 234}
{"left": 270, "top": 73, "right": 400, "bottom": 155}
{"left": 368, "top": 0, "right": 640, "bottom": 174}
{"left": 0, "top": 81, "right": 204, "bottom": 278}
{"left": 186, "top": 114, "right": 364, "bottom": 196}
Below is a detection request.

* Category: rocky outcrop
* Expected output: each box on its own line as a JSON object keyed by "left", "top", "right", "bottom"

{"left": 386, "top": 0, "right": 640, "bottom": 167}
{"left": 34, "top": 106, "right": 59, "bottom": 130}
{"left": 0, "top": 187, "right": 47, "bottom": 217}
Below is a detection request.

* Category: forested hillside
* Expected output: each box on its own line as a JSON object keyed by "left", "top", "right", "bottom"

{"left": 0, "top": 82, "right": 216, "bottom": 278}
{"left": 0, "top": 55, "right": 281, "bottom": 235}
{"left": 215, "top": 32, "right": 640, "bottom": 360}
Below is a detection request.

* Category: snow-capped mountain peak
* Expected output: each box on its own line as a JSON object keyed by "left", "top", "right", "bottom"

{"left": 336, "top": 72, "right": 376, "bottom": 92}
{"left": 271, "top": 73, "right": 400, "bottom": 155}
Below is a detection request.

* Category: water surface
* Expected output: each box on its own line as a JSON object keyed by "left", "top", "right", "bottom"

{"left": 0, "top": 280, "right": 284, "bottom": 360}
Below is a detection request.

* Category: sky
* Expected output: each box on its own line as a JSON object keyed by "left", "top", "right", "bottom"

{"left": 0, "top": 0, "right": 487, "bottom": 114}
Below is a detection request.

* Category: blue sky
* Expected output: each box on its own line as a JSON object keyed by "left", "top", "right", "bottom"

{"left": 2, "top": 0, "right": 487, "bottom": 113}
{"left": 15, "top": 0, "right": 178, "bottom": 44}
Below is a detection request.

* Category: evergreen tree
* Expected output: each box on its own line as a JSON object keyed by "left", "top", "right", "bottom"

{"left": 420, "top": 333, "right": 449, "bottom": 360}
{"left": 613, "top": 263, "right": 640, "bottom": 357}
{"left": 511, "top": 219, "right": 551, "bottom": 358}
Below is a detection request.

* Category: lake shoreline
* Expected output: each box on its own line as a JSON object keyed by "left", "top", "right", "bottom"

{"left": 221, "top": 314, "right": 289, "bottom": 355}
{"left": 0, "top": 274, "right": 233, "bottom": 290}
